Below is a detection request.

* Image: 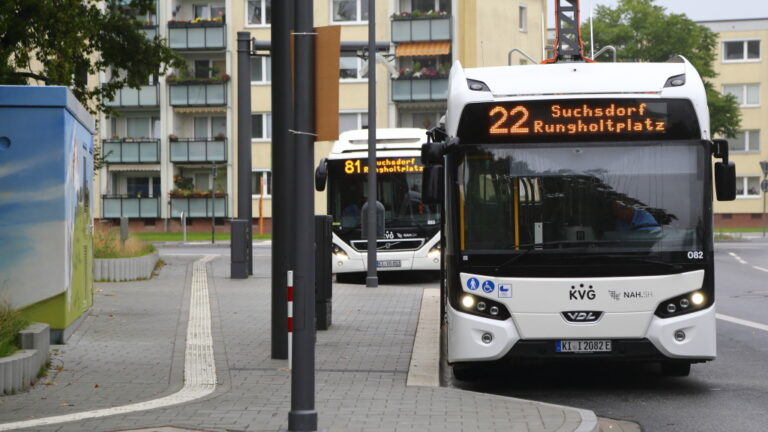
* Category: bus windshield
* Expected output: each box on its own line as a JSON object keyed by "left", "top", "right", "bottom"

{"left": 458, "top": 141, "right": 706, "bottom": 254}
{"left": 328, "top": 157, "right": 440, "bottom": 231}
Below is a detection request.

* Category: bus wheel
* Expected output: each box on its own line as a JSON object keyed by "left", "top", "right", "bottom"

{"left": 661, "top": 361, "right": 691, "bottom": 377}
{"left": 452, "top": 363, "right": 481, "bottom": 381}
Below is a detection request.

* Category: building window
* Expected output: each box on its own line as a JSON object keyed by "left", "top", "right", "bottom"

{"left": 340, "top": 52, "right": 364, "bottom": 80}
{"left": 251, "top": 113, "right": 273, "bottom": 140}
{"left": 736, "top": 176, "right": 760, "bottom": 197}
{"left": 246, "top": 0, "right": 271, "bottom": 26}
{"left": 193, "top": 116, "right": 226, "bottom": 138}
{"left": 729, "top": 130, "right": 760, "bottom": 152}
{"left": 339, "top": 112, "right": 368, "bottom": 133}
{"left": 723, "top": 40, "right": 760, "bottom": 62}
{"left": 332, "top": 0, "right": 368, "bottom": 23}
{"left": 251, "top": 56, "right": 272, "bottom": 83}
{"left": 723, "top": 84, "right": 760, "bottom": 107}
{"left": 519, "top": 5, "right": 527, "bottom": 32}
{"left": 251, "top": 170, "right": 273, "bottom": 197}
{"left": 406, "top": 0, "right": 450, "bottom": 12}
{"left": 194, "top": 4, "right": 225, "bottom": 20}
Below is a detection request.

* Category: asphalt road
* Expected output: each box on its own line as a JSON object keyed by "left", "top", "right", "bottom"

{"left": 450, "top": 238, "right": 768, "bottom": 432}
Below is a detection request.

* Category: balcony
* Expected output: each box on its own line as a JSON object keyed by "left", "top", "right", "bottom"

{"left": 169, "top": 81, "right": 228, "bottom": 106}
{"left": 102, "top": 196, "right": 161, "bottom": 218}
{"left": 168, "top": 21, "right": 226, "bottom": 50}
{"left": 170, "top": 195, "right": 228, "bottom": 218}
{"left": 140, "top": 24, "right": 159, "bottom": 39}
{"left": 391, "top": 15, "right": 451, "bottom": 42}
{"left": 103, "top": 138, "right": 160, "bottom": 163}
{"left": 105, "top": 85, "right": 159, "bottom": 108}
{"left": 170, "top": 137, "right": 227, "bottom": 163}
{"left": 392, "top": 77, "right": 448, "bottom": 102}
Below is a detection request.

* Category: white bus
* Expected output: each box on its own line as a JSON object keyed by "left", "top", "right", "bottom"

{"left": 421, "top": 57, "right": 737, "bottom": 378}
{"left": 317, "top": 128, "right": 441, "bottom": 283}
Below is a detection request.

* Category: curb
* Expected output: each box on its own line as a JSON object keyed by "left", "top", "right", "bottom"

{"left": 0, "top": 323, "right": 50, "bottom": 395}
{"left": 94, "top": 251, "right": 159, "bottom": 281}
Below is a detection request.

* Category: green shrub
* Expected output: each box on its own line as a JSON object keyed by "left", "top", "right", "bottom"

{"left": 0, "top": 300, "right": 28, "bottom": 357}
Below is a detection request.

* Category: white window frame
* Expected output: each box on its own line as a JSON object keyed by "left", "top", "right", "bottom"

{"left": 251, "top": 113, "right": 272, "bottom": 141}
{"left": 330, "top": 0, "right": 367, "bottom": 25}
{"left": 339, "top": 54, "right": 365, "bottom": 81}
{"left": 722, "top": 38, "right": 761, "bottom": 63}
{"left": 736, "top": 176, "right": 761, "bottom": 198}
{"left": 730, "top": 129, "right": 760, "bottom": 153}
{"left": 245, "top": 0, "right": 271, "bottom": 28}
{"left": 251, "top": 169, "right": 272, "bottom": 198}
{"left": 519, "top": 5, "right": 527, "bottom": 32}
{"left": 723, "top": 83, "right": 760, "bottom": 107}
{"left": 339, "top": 111, "right": 368, "bottom": 133}
{"left": 250, "top": 56, "right": 271, "bottom": 85}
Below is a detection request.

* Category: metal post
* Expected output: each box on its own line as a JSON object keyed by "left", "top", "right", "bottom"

{"left": 237, "top": 32, "right": 253, "bottom": 274}
{"left": 761, "top": 161, "right": 768, "bottom": 238}
{"left": 211, "top": 164, "right": 218, "bottom": 243}
{"left": 366, "top": 0, "right": 378, "bottom": 288}
{"left": 271, "top": 0, "right": 293, "bottom": 360}
{"left": 288, "top": 0, "right": 317, "bottom": 430}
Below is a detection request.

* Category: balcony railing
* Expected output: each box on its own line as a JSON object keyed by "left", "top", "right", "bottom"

{"left": 392, "top": 77, "right": 448, "bottom": 102}
{"left": 140, "top": 24, "right": 159, "bottom": 39}
{"left": 103, "top": 138, "right": 160, "bottom": 163}
{"left": 102, "top": 196, "right": 161, "bottom": 218}
{"left": 170, "top": 138, "right": 227, "bottom": 163}
{"left": 169, "top": 81, "right": 227, "bottom": 106}
{"left": 105, "top": 85, "right": 159, "bottom": 108}
{"left": 391, "top": 16, "right": 451, "bottom": 42}
{"left": 170, "top": 195, "right": 228, "bottom": 218}
{"left": 168, "top": 21, "right": 226, "bottom": 50}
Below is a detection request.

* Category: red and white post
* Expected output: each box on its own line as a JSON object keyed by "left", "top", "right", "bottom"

{"left": 287, "top": 270, "right": 293, "bottom": 369}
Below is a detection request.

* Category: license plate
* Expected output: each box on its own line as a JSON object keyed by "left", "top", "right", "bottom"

{"left": 376, "top": 260, "right": 401, "bottom": 268}
{"left": 556, "top": 340, "right": 612, "bottom": 353}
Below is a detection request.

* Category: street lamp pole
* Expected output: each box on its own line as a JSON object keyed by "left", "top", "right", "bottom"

{"left": 211, "top": 163, "right": 218, "bottom": 244}
{"left": 760, "top": 161, "right": 768, "bottom": 238}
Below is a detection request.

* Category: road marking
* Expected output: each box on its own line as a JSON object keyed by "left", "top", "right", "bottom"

{"left": 0, "top": 255, "right": 218, "bottom": 431}
{"left": 717, "top": 313, "right": 768, "bottom": 333}
{"left": 728, "top": 252, "right": 748, "bottom": 265}
{"left": 753, "top": 266, "right": 768, "bottom": 273}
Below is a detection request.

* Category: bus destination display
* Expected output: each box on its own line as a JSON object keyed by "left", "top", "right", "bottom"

{"left": 342, "top": 157, "right": 424, "bottom": 175}
{"left": 457, "top": 99, "right": 700, "bottom": 143}
{"left": 489, "top": 101, "right": 666, "bottom": 136}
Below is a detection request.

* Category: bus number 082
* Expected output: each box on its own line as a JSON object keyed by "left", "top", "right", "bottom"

{"left": 490, "top": 105, "right": 530, "bottom": 134}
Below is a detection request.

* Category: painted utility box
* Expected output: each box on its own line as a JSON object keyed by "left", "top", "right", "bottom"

{"left": 0, "top": 86, "right": 95, "bottom": 343}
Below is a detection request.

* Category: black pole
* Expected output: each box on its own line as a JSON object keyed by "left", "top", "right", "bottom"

{"left": 365, "top": 0, "right": 378, "bottom": 288}
{"left": 270, "top": 0, "right": 293, "bottom": 360}
{"left": 211, "top": 164, "right": 217, "bottom": 243}
{"left": 237, "top": 32, "right": 253, "bottom": 274}
{"left": 288, "top": 0, "right": 317, "bottom": 430}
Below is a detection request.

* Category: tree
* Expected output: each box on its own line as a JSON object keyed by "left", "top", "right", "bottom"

{"left": 583, "top": 0, "right": 741, "bottom": 138}
{"left": 0, "top": 0, "right": 183, "bottom": 113}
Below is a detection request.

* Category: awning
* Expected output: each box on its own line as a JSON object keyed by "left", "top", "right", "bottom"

{"left": 174, "top": 106, "right": 227, "bottom": 114}
{"left": 395, "top": 41, "right": 450, "bottom": 57}
{"left": 105, "top": 164, "right": 160, "bottom": 172}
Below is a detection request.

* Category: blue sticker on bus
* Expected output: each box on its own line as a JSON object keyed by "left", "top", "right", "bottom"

{"left": 482, "top": 280, "right": 495, "bottom": 293}
{"left": 467, "top": 277, "right": 480, "bottom": 291}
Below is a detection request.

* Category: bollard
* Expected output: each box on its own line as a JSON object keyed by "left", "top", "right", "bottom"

{"left": 230, "top": 219, "right": 249, "bottom": 279}
{"left": 120, "top": 217, "right": 129, "bottom": 245}
{"left": 287, "top": 270, "right": 294, "bottom": 369}
{"left": 315, "top": 215, "right": 332, "bottom": 330}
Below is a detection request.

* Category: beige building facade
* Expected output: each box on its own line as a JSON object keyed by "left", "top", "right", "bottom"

{"left": 703, "top": 18, "right": 768, "bottom": 228}
{"left": 95, "top": 0, "right": 548, "bottom": 232}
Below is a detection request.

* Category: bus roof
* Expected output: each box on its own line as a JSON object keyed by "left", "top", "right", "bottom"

{"left": 446, "top": 57, "right": 710, "bottom": 139}
{"left": 328, "top": 128, "right": 429, "bottom": 159}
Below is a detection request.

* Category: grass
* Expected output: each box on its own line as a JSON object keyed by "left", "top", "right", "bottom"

{"left": 714, "top": 227, "right": 766, "bottom": 233}
{"left": 0, "top": 300, "right": 29, "bottom": 358}
{"left": 94, "top": 227, "right": 156, "bottom": 258}
{"left": 134, "top": 232, "right": 271, "bottom": 242}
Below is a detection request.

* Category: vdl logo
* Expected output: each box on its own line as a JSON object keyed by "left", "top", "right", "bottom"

{"left": 562, "top": 311, "right": 603, "bottom": 323}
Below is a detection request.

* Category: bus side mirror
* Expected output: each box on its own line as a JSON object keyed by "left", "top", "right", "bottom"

{"left": 715, "top": 161, "right": 736, "bottom": 201}
{"left": 315, "top": 158, "right": 328, "bottom": 191}
{"left": 422, "top": 165, "right": 444, "bottom": 204}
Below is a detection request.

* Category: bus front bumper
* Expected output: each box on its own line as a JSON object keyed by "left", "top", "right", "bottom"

{"left": 446, "top": 304, "right": 716, "bottom": 364}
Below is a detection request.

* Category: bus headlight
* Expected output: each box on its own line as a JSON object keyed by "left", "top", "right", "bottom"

{"left": 655, "top": 290, "right": 708, "bottom": 318}
{"left": 428, "top": 242, "right": 441, "bottom": 260}
{"left": 457, "top": 293, "right": 510, "bottom": 320}
{"left": 332, "top": 244, "right": 348, "bottom": 259}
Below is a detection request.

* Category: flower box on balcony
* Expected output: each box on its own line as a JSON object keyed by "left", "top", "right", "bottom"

{"left": 167, "top": 18, "right": 224, "bottom": 28}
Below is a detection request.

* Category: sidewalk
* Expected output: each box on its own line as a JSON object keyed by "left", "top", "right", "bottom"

{"left": 0, "top": 250, "right": 598, "bottom": 432}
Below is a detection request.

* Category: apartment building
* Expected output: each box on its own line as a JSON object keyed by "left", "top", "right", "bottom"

{"left": 702, "top": 18, "right": 768, "bottom": 228}
{"left": 94, "top": 0, "right": 548, "bottom": 232}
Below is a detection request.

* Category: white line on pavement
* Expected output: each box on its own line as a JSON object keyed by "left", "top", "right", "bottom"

{"left": 717, "top": 314, "right": 768, "bottom": 333}
{"left": 753, "top": 266, "right": 768, "bottom": 273}
{"left": 728, "top": 252, "right": 748, "bottom": 265}
{"left": 0, "top": 255, "right": 218, "bottom": 431}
